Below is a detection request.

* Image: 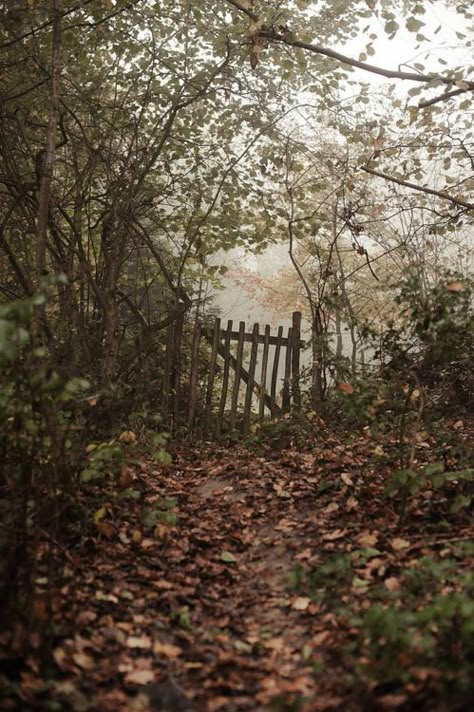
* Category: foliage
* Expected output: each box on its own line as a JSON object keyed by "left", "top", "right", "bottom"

{"left": 291, "top": 545, "right": 474, "bottom": 708}
{"left": 380, "top": 271, "right": 474, "bottom": 410}
{"left": 1, "top": 1, "right": 474, "bottom": 707}
{"left": 350, "top": 570, "right": 474, "bottom": 706}
{"left": 386, "top": 462, "right": 474, "bottom": 521}
{"left": 0, "top": 293, "right": 170, "bottom": 622}
{"left": 0, "top": 294, "right": 87, "bottom": 617}
{"left": 247, "top": 411, "right": 320, "bottom": 450}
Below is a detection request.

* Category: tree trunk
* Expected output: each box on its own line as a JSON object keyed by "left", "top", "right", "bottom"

{"left": 36, "top": 0, "right": 62, "bottom": 283}
{"left": 34, "top": 0, "right": 62, "bottom": 341}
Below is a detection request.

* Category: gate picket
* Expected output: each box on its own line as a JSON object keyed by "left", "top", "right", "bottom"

{"left": 164, "top": 311, "right": 303, "bottom": 435}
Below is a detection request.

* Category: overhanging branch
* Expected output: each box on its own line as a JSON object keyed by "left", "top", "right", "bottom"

{"left": 225, "top": 0, "right": 474, "bottom": 99}
{"left": 361, "top": 165, "right": 474, "bottom": 211}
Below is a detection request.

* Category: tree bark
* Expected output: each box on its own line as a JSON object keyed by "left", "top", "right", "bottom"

{"left": 36, "top": 0, "right": 62, "bottom": 283}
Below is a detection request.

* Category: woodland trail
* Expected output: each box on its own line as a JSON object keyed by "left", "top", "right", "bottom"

{"left": 51, "top": 447, "right": 348, "bottom": 711}
{"left": 7, "top": 436, "right": 473, "bottom": 711}
{"left": 35, "top": 443, "right": 366, "bottom": 711}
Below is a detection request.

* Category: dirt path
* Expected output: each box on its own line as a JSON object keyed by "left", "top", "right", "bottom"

{"left": 3, "top": 429, "right": 474, "bottom": 711}
{"left": 20, "top": 444, "right": 363, "bottom": 712}
{"left": 12, "top": 429, "right": 474, "bottom": 712}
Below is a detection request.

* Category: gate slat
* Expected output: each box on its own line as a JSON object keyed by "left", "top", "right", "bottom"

{"left": 216, "top": 320, "right": 233, "bottom": 437}
{"left": 188, "top": 321, "right": 202, "bottom": 429}
{"left": 270, "top": 325, "right": 284, "bottom": 415}
{"left": 204, "top": 317, "right": 220, "bottom": 431}
{"left": 259, "top": 324, "right": 271, "bottom": 423}
{"left": 230, "top": 321, "right": 245, "bottom": 430}
{"left": 243, "top": 323, "right": 259, "bottom": 435}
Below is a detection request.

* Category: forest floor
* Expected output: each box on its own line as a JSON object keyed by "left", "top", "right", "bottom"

{"left": 1, "top": 423, "right": 473, "bottom": 711}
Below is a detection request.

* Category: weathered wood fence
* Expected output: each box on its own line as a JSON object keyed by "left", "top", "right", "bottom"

{"left": 161, "top": 311, "right": 303, "bottom": 436}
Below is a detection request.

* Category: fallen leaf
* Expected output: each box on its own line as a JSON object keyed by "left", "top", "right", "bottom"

{"left": 384, "top": 576, "right": 401, "bottom": 591}
{"left": 97, "top": 521, "right": 115, "bottom": 539}
{"left": 295, "top": 548, "right": 313, "bottom": 560}
{"left": 220, "top": 550, "right": 237, "bottom": 564}
{"left": 119, "top": 466, "right": 134, "bottom": 488}
{"left": 234, "top": 640, "right": 253, "bottom": 653}
{"left": 275, "top": 518, "right": 296, "bottom": 532}
{"left": 352, "top": 576, "right": 370, "bottom": 591}
{"left": 292, "top": 597, "right": 311, "bottom": 611}
{"left": 378, "top": 693, "right": 408, "bottom": 708}
{"left": 390, "top": 537, "right": 411, "bottom": 551}
{"left": 312, "top": 630, "right": 331, "bottom": 646}
{"left": 132, "top": 529, "right": 142, "bottom": 543}
{"left": 31, "top": 597, "right": 48, "bottom": 622}
{"left": 341, "top": 472, "right": 353, "bottom": 486}
{"left": 76, "top": 610, "right": 97, "bottom": 626}
{"left": 357, "top": 532, "right": 378, "bottom": 547}
{"left": 345, "top": 496, "right": 359, "bottom": 511}
{"left": 94, "top": 506, "right": 107, "bottom": 524}
{"left": 323, "top": 528, "right": 347, "bottom": 541}
{"left": 153, "top": 641, "right": 182, "bottom": 659}
{"left": 262, "top": 637, "right": 285, "bottom": 651}
{"left": 72, "top": 652, "right": 94, "bottom": 670}
{"left": 207, "top": 697, "right": 232, "bottom": 711}
{"left": 53, "top": 647, "right": 67, "bottom": 670}
{"left": 126, "top": 635, "right": 152, "bottom": 649}
{"left": 124, "top": 669, "right": 155, "bottom": 685}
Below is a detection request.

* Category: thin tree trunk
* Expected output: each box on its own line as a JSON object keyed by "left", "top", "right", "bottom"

{"left": 36, "top": 0, "right": 62, "bottom": 283}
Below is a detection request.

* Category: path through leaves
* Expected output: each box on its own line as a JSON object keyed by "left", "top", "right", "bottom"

{"left": 2, "top": 432, "right": 473, "bottom": 711}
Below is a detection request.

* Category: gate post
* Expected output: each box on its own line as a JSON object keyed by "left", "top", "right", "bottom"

{"left": 282, "top": 326, "right": 292, "bottom": 414}
{"left": 291, "top": 311, "right": 302, "bottom": 411}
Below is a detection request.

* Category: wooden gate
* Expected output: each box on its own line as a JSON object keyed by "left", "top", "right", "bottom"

{"left": 162, "top": 311, "right": 303, "bottom": 436}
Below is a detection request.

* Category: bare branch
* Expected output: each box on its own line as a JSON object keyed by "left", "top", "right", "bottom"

{"left": 225, "top": 0, "right": 474, "bottom": 94}
{"left": 361, "top": 165, "right": 474, "bottom": 211}
{"left": 418, "top": 87, "right": 468, "bottom": 109}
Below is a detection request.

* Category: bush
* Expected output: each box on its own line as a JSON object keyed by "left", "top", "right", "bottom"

{"left": 380, "top": 270, "right": 474, "bottom": 413}
{"left": 0, "top": 295, "right": 92, "bottom": 620}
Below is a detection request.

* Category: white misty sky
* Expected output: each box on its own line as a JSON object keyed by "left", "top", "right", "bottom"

{"left": 214, "top": 1, "right": 472, "bottom": 324}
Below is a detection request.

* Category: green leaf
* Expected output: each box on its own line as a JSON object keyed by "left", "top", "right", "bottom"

{"left": 221, "top": 550, "right": 237, "bottom": 564}
{"left": 450, "top": 495, "right": 471, "bottom": 513}
{"left": 141, "top": 509, "right": 158, "bottom": 528}
{"left": 94, "top": 506, "right": 107, "bottom": 524}
{"left": 406, "top": 17, "right": 424, "bottom": 33}
{"left": 423, "top": 463, "right": 444, "bottom": 476}
{"left": 384, "top": 20, "right": 399, "bottom": 35}
{"left": 155, "top": 450, "right": 172, "bottom": 465}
